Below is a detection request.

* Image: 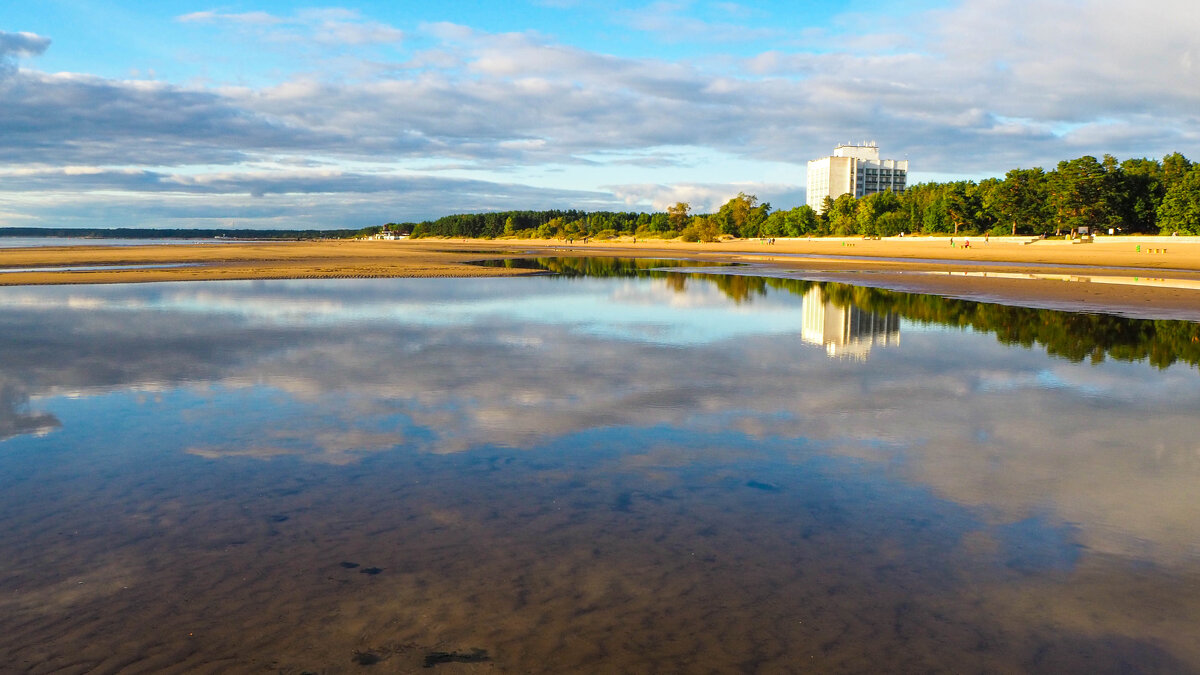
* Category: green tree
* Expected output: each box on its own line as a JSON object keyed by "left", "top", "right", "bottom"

{"left": 1049, "top": 156, "right": 1117, "bottom": 234}
{"left": 760, "top": 210, "right": 785, "bottom": 237}
{"left": 786, "top": 205, "right": 819, "bottom": 236}
{"left": 875, "top": 210, "right": 907, "bottom": 236}
{"left": 817, "top": 196, "right": 835, "bottom": 233}
{"left": 537, "top": 217, "right": 565, "bottom": 239}
{"left": 649, "top": 213, "right": 670, "bottom": 233}
{"left": 744, "top": 201, "right": 771, "bottom": 238}
{"left": 973, "top": 178, "right": 1002, "bottom": 233}
{"left": 994, "top": 168, "right": 1051, "bottom": 235}
{"left": 1115, "top": 158, "right": 1165, "bottom": 233}
{"left": 716, "top": 192, "right": 763, "bottom": 236}
{"left": 855, "top": 191, "right": 901, "bottom": 236}
{"left": 681, "top": 216, "right": 721, "bottom": 242}
{"left": 1157, "top": 166, "right": 1200, "bottom": 235}
{"left": 1161, "top": 152, "right": 1192, "bottom": 191}
{"left": 942, "top": 182, "right": 980, "bottom": 235}
{"left": 667, "top": 202, "right": 691, "bottom": 231}
{"left": 830, "top": 194, "right": 858, "bottom": 235}
{"left": 922, "top": 196, "right": 950, "bottom": 233}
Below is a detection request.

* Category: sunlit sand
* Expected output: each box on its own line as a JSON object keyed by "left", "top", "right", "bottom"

{"left": 2, "top": 236, "right": 1200, "bottom": 318}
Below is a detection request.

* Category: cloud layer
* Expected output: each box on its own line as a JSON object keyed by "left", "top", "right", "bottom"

{"left": 1, "top": 1, "right": 1199, "bottom": 228}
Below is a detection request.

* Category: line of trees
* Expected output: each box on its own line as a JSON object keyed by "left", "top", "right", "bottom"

{"left": 389, "top": 152, "right": 1200, "bottom": 240}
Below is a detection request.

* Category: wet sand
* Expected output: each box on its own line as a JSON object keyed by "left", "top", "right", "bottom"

{"left": 3, "top": 236, "right": 1200, "bottom": 318}
{"left": 7, "top": 441, "right": 1197, "bottom": 674}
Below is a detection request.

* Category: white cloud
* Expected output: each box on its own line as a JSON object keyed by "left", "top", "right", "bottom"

{"left": 608, "top": 182, "right": 800, "bottom": 212}
{"left": 0, "top": 167, "right": 627, "bottom": 228}
{"left": 0, "top": 30, "right": 51, "bottom": 57}
{"left": 176, "top": 8, "right": 403, "bottom": 47}
{"left": 176, "top": 11, "right": 283, "bottom": 26}
{"left": 4, "top": 2, "right": 1200, "bottom": 227}
{"left": 0, "top": 30, "right": 51, "bottom": 77}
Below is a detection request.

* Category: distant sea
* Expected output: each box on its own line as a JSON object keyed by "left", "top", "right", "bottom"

{"left": 0, "top": 237, "right": 234, "bottom": 248}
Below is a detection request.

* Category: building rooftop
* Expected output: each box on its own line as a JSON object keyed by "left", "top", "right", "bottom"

{"left": 832, "top": 143, "right": 880, "bottom": 161}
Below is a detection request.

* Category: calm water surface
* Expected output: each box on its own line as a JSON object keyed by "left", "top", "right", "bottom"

{"left": 1, "top": 263, "right": 1199, "bottom": 673}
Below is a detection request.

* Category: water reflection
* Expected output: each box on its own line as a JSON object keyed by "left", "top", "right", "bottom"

{"left": 0, "top": 271, "right": 1198, "bottom": 672}
{"left": 0, "top": 381, "right": 60, "bottom": 441}
{"left": 801, "top": 285, "right": 901, "bottom": 359}
{"left": 489, "top": 256, "right": 1200, "bottom": 369}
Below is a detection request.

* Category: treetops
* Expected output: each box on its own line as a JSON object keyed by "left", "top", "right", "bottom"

{"left": 393, "top": 152, "right": 1199, "bottom": 240}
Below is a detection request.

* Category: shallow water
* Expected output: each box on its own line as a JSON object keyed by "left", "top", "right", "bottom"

{"left": 1, "top": 267, "right": 1199, "bottom": 673}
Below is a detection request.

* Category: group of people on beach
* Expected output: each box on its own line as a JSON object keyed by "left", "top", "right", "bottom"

{"left": 950, "top": 233, "right": 988, "bottom": 249}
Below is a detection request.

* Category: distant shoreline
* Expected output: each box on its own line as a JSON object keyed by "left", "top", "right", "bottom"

{"left": 2, "top": 237, "right": 1199, "bottom": 321}
{"left": 0, "top": 227, "right": 359, "bottom": 242}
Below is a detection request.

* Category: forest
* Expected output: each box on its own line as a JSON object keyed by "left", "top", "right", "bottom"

{"left": 392, "top": 152, "right": 1200, "bottom": 241}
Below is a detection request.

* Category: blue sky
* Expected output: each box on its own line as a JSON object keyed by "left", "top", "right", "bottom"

{"left": 2, "top": 0, "right": 1198, "bottom": 229}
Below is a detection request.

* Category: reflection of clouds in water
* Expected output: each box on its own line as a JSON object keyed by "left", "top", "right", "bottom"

{"left": 188, "top": 429, "right": 409, "bottom": 465}
{"left": 977, "top": 369, "right": 1060, "bottom": 393}
{"left": 240, "top": 323, "right": 1200, "bottom": 565}
{"left": 0, "top": 381, "right": 60, "bottom": 441}
{"left": 1036, "top": 360, "right": 1171, "bottom": 400}
{"left": 1, "top": 278, "right": 1199, "bottom": 566}
{"left": 0, "top": 277, "right": 809, "bottom": 344}
{"left": 974, "top": 366, "right": 1127, "bottom": 397}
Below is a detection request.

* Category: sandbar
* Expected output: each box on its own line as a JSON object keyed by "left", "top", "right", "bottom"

{"left": 2, "top": 236, "right": 1200, "bottom": 320}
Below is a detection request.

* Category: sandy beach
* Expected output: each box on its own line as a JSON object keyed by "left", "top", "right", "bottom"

{"left": 3, "top": 236, "right": 1200, "bottom": 319}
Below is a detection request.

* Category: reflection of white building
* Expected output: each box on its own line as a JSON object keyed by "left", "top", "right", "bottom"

{"left": 801, "top": 287, "right": 900, "bottom": 359}
{"left": 806, "top": 142, "right": 908, "bottom": 212}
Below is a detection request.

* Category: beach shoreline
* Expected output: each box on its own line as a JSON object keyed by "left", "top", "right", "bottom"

{"left": 3, "top": 236, "right": 1200, "bottom": 320}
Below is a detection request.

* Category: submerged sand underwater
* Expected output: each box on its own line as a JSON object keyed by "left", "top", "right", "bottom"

{"left": 1, "top": 267, "right": 1199, "bottom": 674}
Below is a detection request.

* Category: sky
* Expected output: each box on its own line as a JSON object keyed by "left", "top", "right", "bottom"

{"left": 1, "top": 0, "right": 1199, "bottom": 230}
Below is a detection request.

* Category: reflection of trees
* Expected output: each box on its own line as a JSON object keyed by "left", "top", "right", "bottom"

{"left": 664, "top": 272, "right": 688, "bottom": 294}
{"left": 513, "top": 258, "right": 768, "bottom": 305}
{"left": 800, "top": 282, "right": 1200, "bottom": 370}
{"left": 706, "top": 275, "right": 768, "bottom": 305}
{"left": 506, "top": 256, "right": 1200, "bottom": 370}
{"left": 499, "top": 257, "right": 699, "bottom": 277}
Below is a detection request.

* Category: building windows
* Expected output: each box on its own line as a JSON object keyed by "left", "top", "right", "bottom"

{"left": 807, "top": 144, "right": 909, "bottom": 212}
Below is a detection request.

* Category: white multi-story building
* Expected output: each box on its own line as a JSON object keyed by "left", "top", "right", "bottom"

{"left": 806, "top": 143, "right": 908, "bottom": 212}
